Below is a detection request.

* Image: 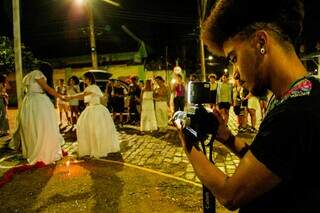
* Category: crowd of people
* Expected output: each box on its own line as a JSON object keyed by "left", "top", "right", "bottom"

{"left": 0, "top": 61, "right": 268, "bottom": 167}
{"left": 6, "top": 67, "right": 264, "bottom": 142}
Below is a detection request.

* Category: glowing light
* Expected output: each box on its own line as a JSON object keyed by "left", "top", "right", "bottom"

{"left": 171, "top": 78, "right": 176, "bottom": 85}
{"left": 66, "top": 160, "right": 71, "bottom": 175}
{"left": 208, "top": 55, "right": 213, "bottom": 60}
{"left": 75, "top": 0, "right": 85, "bottom": 5}
{"left": 224, "top": 68, "right": 228, "bottom": 73}
{"left": 173, "top": 65, "right": 182, "bottom": 74}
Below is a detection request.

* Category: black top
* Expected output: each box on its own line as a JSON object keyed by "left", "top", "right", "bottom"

{"left": 240, "top": 77, "right": 320, "bottom": 213}
{"left": 128, "top": 84, "right": 141, "bottom": 100}
{"left": 114, "top": 87, "right": 124, "bottom": 97}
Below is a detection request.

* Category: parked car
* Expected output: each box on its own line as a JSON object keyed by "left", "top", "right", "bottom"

{"left": 78, "top": 70, "right": 130, "bottom": 112}
{"left": 79, "top": 69, "right": 112, "bottom": 92}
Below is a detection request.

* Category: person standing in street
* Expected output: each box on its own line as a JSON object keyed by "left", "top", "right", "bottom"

{"left": 177, "top": 0, "right": 320, "bottom": 212}
{"left": 208, "top": 73, "right": 218, "bottom": 109}
{"left": 154, "top": 76, "right": 169, "bottom": 132}
{"left": 67, "top": 76, "right": 80, "bottom": 130}
{"left": 112, "top": 80, "right": 125, "bottom": 127}
{"left": 216, "top": 73, "right": 233, "bottom": 124}
{"left": 172, "top": 73, "right": 185, "bottom": 113}
{"left": 140, "top": 79, "right": 157, "bottom": 133}
{"left": 10, "top": 62, "right": 64, "bottom": 165}
{"left": 56, "top": 79, "right": 70, "bottom": 125}
{"left": 0, "top": 74, "right": 10, "bottom": 137}
{"left": 127, "top": 76, "right": 141, "bottom": 125}
{"left": 68, "top": 72, "right": 120, "bottom": 158}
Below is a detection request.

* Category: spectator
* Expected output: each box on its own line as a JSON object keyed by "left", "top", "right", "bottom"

{"left": 112, "top": 80, "right": 125, "bottom": 127}
{"left": 140, "top": 79, "right": 157, "bottom": 133}
{"left": 208, "top": 73, "right": 218, "bottom": 108}
{"left": 67, "top": 76, "right": 80, "bottom": 129}
{"left": 56, "top": 79, "right": 70, "bottom": 125}
{"left": 246, "top": 92, "right": 259, "bottom": 133}
{"left": 172, "top": 73, "right": 185, "bottom": 113}
{"left": 233, "top": 74, "right": 247, "bottom": 133}
{"left": 154, "top": 76, "right": 169, "bottom": 132}
{"left": 105, "top": 79, "right": 114, "bottom": 113}
{"left": 0, "top": 74, "right": 9, "bottom": 137}
{"left": 216, "top": 74, "right": 233, "bottom": 124}
{"left": 127, "top": 76, "right": 141, "bottom": 125}
{"left": 189, "top": 73, "right": 198, "bottom": 82}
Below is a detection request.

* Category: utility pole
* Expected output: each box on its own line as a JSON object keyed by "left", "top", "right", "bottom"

{"left": 165, "top": 46, "right": 169, "bottom": 83}
{"left": 197, "top": 0, "right": 206, "bottom": 81}
{"left": 13, "top": 0, "right": 23, "bottom": 109}
{"left": 87, "top": 0, "right": 98, "bottom": 69}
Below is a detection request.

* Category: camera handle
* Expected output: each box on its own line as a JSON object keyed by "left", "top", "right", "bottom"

{"left": 200, "top": 135, "right": 216, "bottom": 213}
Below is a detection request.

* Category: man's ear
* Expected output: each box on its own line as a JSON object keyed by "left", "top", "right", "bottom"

{"left": 255, "top": 30, "right": 269, "bottom": 54}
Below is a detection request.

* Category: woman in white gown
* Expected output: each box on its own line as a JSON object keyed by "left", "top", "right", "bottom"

{"left": 10, "top": 63, "right": 64, "bottom": 165}
{"left": 69, "top": 72, "right": 120, "bottom": 158}
{"left": 140, "top": 79, "right": 157, "bottom": 132}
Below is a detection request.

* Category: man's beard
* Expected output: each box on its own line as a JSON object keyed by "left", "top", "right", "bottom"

{"left": 251, "top": 83, "right": 268, "bottom": 97}
{"left": 241, "top": 80, "right": 268, "bottom": 97}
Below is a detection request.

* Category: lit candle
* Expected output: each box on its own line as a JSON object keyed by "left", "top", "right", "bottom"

{"left": 66, "top": 160, "right": 70, "bottom": 175}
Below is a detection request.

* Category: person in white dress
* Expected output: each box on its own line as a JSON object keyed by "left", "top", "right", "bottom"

{"left": 10, "top": 63, "right": 64, "bottom": 165}
{"left": 154, "top": 76, "right": 169, "bottom": 132}
{"left": 140, "top": 79, "right": 157, "bottom": 132}
{"left": 68, "top": 72, "right": 120, "bottom": 158}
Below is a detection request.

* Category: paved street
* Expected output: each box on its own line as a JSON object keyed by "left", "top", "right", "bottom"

{"left": 0, "top": 108, "right": 257, "bottom": 212}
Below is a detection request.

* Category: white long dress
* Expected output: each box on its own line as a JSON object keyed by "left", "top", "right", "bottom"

{"left": 10, "top": 70, "right": 63, "bottom": 165}
{"left": 77, "top": 84, "right": 120, "bottom": 158}
{"left": 140, "top": 91, "right": 157, "bottom": 131}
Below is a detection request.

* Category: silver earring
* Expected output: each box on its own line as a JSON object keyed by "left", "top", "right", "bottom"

{"left": 260, "top": 47, "right": 266, "bottom": 54}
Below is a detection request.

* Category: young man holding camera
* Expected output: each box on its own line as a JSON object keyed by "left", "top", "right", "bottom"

{"left": 177, "top": 0, "right": 320, "bottom": 212}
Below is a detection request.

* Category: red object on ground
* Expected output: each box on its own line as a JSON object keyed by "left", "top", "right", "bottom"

{"left": 0, "top": 161, "right": 46, "bottom": 188}
{"left": 62, "top": 149, "right": 68, "bottom": 157}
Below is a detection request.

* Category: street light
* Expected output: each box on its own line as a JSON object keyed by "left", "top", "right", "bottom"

{"left": 77, "top": 0, "right": 120, "bottom": 69}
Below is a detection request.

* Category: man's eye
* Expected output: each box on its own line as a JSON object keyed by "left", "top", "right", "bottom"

{"left": 229, "top": 55, "right": 237, "bottom": 64}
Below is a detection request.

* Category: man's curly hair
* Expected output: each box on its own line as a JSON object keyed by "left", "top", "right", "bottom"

{"left": 202, "top": 0, "right": 304, "bottom": 55}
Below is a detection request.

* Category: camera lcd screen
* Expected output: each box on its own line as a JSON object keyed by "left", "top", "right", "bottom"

{"left": 187, "top": 81, "right": 210, "bottom": 104}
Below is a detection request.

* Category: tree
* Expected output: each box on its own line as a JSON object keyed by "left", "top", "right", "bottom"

{"left": 0, "top": 36, "right": 37, "bottom": 74}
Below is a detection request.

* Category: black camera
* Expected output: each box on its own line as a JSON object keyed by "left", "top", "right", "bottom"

{"left": 172, "top": 81, "right": 220, "bottom": 142}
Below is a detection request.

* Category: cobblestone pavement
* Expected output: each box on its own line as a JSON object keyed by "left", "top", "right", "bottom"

{"left": 0, "top": 108, "right": 257, "bottom": 212}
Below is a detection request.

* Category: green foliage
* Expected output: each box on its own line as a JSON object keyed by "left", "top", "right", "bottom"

{"left": 0, "top": 36, "right": 38, "bottom": 74}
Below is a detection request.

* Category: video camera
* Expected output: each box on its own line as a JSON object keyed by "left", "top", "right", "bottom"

{"left": 172, "top": 81, "right": 220, "bottom": 213}
{"left": 172, "top": 81, "right": 220, "bottom": 142}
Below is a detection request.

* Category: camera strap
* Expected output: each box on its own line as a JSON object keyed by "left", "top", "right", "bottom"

{"left": 201, "top": 136, "right": 216, "bottom": 213}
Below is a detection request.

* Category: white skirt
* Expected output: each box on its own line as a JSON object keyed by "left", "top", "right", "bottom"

{"left": 248, "top": 96, "right": 260, "bottom": 110}
{"left": 155, "top": 101, "right": 168, "bottom": 129}
{"left": 77, "top": 104, "right": 120, "bottom": 158}
{"left": 140, "top": 100, "right": 157, "bottom": 131}
{"left": 13, "top": 93, "right": 63, "bottom": 165}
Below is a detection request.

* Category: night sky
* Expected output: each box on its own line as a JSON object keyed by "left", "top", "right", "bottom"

{"left": 0, "top": 0, "right": 198, "bottom": 61}
{"left": 0, "top": 0, "right": 320, "bottom": 65}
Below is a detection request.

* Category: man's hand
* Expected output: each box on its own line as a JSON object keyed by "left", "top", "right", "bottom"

{"left": 211, "top": 108, "right": 232, "bottom": 143}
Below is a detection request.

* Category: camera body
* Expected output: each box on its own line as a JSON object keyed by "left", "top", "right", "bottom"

{"left": 173, "top": 81, "right": 219, "bottom": 142}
